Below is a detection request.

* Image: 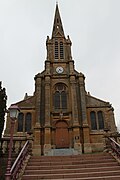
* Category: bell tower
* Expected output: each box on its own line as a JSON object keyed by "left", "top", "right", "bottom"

{"left": 45, "top": 4, "right": 73, "bottom": 72}
{"left": 37, "top": 3, "right": 85, "bottom": 155}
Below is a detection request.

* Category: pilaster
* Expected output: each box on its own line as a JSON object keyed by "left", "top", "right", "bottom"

{"left": 44, "top": 128, "right": 52, "bottom": 156}
{"left": 33, "top": 75, "right": 42, "bottom": 155}
{"left": 34, "top": 74, "right": 42, "bottom": 125}
{"left": 70, "top": 75, "right": 79, "bottom": 126}
{"left": 83, "top": 124, "right": 92, "bottom": 153}
{"left": 33, "top": 123, "right": 41, "bottom": 156}
{"left": 73, "top": 127, "right": 82, "bottom": 154}
{"left": 78, "top": 73, "right": 88, "bottom": 125}
{"left": 78, "top": 73, "right": 92, "bottom": 153}
{"left": 44, "top": 76, "right": 52, "bottom": 155}
{"left": 45, "top": 76, "right": 51, "bottom": 126}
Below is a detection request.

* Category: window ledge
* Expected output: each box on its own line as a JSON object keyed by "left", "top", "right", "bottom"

{"left": 90, "top": 130, "right": 105, "bottom": 135}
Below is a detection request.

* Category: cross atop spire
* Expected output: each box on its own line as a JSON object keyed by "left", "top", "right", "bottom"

{"left": 52, "top": 3, "right": 65, "bottom": 38}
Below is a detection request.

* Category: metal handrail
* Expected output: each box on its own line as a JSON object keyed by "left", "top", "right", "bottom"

{"left": 10, "top": 140, "right": 30, "bottom": 179}
{"left": 10, "top": 140, "right": 29, "bottom": 173}
{"left": 107, "top": 137, "right": 120, "bottom": 157}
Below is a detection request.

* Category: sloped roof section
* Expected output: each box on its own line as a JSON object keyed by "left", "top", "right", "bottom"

{"left": 15, "top": 95, "right": 35, "bottom": 109}
{"left": 52, "top": 3, "right": 65, "bottom": 38}
{"left": 86, "top": 93, "right": 111, "bottom": 108}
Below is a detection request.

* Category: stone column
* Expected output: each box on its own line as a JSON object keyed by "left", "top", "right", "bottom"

{"left": 45, "top": 76, "right": 51, "bottom": 126}
{"left": 82, "top": 127, "right": 92, "bottom": 153}
{"left": 35, "top": 75, "right": 42, "bottom": 125}
{"left": 33, "top": 75, "right": 41, "bottom": 155}
{"left": 70, "top": 75, "right": 79, "bottom": 126}
{"left": 70, "top": 75, "right": 82, "bottom": 154}
{"left": 44, "top": 128, "right": 52, "bottom": 156}
{"left": 33, "top": 125, "right": 41, "bottom": 155}
{"left": 78, "top": 73, "right": 92, "bottom": 153}
{"left": 78, "top": 73, "right": 88, "bottom": 125}
{"left": 44, "top": 75, "right": 52, "bottom": 155}
{"left": 73, "top": 128, "right": 82, "bottom": 155}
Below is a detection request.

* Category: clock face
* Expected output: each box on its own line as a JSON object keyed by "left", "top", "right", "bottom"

{"left": 56, "top": 66, "right": 64, "bottom": 74}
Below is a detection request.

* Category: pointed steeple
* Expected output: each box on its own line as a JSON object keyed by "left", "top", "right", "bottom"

{"left": 52, "top": 3, "right": 65, "bottom": 38}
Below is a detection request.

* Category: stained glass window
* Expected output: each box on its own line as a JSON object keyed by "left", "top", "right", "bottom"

{"left": 61, "top": 91, "right": 67, "bottom": 109}
{"left": 90, "top": 111, "right": 97, "bottom": 130}
{"left": 25, "top": 113, "right": 32, "bottom": 132}
{"left": 54, "top": 83, "right": 67, "bottom": 109}
{"left": 98, "top": 111, "right": 104, "bottom": 129}
{"left": 17, "top": 113, "right": 24, "bottom": 132}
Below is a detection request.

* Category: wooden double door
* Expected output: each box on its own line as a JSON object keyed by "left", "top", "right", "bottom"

{"left": 55, "top": 121, "right": 69, "bottom": 148}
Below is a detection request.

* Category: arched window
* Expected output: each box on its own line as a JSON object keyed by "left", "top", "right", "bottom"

{"left": 61, "top": 91, "right": 67, "bottom": 109}
{"left": 25, "top": 113, "right": 32, "bottom": 132}
{"left": 54, "top": 41, "right": 64, "bottom": 60}
{"left": 90, "top": 111, "right": 97, "bottom": 130}
{"left": 17, "top": 113, "right": 24, "bottom": 132}
{"left": 55, "top": 41, "right": 59, "bottom": 59}
{"left": 60, "top": 42, "right": 64, "bottom": 59}
{"left": 98, "top": 111, "right": 104, "bottom": 129}
{"left": 54, "top": 92, "right": 60, "bottom": 109}
{"left": 53, "top": 83, "right": 67, "bottom": 110}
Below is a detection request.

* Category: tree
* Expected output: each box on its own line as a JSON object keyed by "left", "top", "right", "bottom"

{"left": 0, "top": 81, "right": 7, "bottom": 140}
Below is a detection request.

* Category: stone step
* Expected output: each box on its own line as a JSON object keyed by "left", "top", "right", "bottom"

{"left": 31, "top": 152, "right": 111, "bottom": 159}
{"left": 28, "top": 158, "right": 116, "bottom": 166}
{"left": 26, "top": 162, "right": 119, "bottom": 171}
{"left": 22, "top": 176, "right": 120, "bottom": 180}
{"left": 22, "top": 170, "right": 120, "bottom": 179}
{"left": 24, "top": 166, "right": 120, "bottom": 175}
{"left": 22, "top": 152, "right": 120, "bottom": 180}
{"left": 30, "top": 155, "right": 113, "bottom": 162}
{"left": 39, "top": 176, "right": 120, "bottom": 180}
{"left": 26, "top": 161, "right": 119, "bottom": 170}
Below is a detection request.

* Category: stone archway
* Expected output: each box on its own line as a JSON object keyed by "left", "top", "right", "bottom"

{"left": 55, "top": 121, "right": 69, "bottom": 148}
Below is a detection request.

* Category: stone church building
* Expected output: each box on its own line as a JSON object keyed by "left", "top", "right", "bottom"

{"left": 4, "top": 4, "right": 117, "bottom": 155}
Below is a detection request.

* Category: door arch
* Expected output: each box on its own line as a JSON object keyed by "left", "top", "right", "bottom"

{"left": 55, "top": 121, "right": 69, "bottom": 148}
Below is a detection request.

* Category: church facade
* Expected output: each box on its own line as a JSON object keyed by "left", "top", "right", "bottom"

{"left": 4, "top": 5, "right": 117, "bottom": 155}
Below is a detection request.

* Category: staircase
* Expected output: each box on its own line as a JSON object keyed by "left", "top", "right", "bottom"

{"left": 22, "top": 152, "right": 120, "bottom": 180}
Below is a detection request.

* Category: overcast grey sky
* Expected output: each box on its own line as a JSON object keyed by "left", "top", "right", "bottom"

{"left": 0, "top": 0, "right": 120, "bottom": 130}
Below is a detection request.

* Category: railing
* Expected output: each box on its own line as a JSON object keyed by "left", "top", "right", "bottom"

{"left": 10, "top": 140, "right": 30, "bottom": 180}
{"left": 107, "top": 137, "right": 120, "bottom": 158}
{"left": 0, "top": 138, "right": 31, "bottom": 179}
{"left": 0, "top": 138, "right": 27, "bottom": 156}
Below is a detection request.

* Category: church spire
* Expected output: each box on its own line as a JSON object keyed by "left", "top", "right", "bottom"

{"left": 52, "top": 3, "right": 65, "bottom": 38}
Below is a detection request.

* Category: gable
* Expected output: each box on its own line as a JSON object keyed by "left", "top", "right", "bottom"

{"left": 15, "top": 95, "right": 35, "bottom": 109}
{"left": 55, "top": 31, "right": 64, "bottom": 37}
{"left": 86, "top": 94, "right": 110, "bottom": 107}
